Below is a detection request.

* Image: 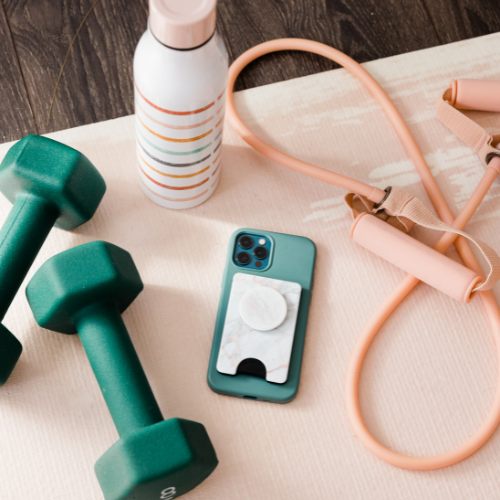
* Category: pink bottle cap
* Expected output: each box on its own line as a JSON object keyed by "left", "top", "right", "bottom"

{"left": 149, "top": 0, "right": 217, "bottom": 50}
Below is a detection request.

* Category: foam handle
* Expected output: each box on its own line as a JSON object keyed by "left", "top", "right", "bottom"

{"left": 350, "top": 214, "right": 482, "bottom": 302}
{"left": 450, "top": 79, "right": 500, "bottom": 112}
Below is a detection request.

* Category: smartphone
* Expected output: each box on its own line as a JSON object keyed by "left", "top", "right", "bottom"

{"left": 207, "top": 228, "right": 316, "bottom": 403}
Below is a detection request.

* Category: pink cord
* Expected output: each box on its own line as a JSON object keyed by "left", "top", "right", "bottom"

{"left": 226, "top": 38, "right": 500, "bottom": 470}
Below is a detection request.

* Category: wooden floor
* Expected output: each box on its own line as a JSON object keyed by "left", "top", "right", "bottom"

{"left": 1, "top": 0, "right": 499, "bottom": 142}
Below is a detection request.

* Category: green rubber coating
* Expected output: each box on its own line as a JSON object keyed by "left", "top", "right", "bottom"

{"left": 96, "top": 418, "right": 218, "bottom": 500}
{"left": 76, "top": 303, "right": 163, "bottom": 436}
{"left": 25, "top": 241, "right": 144, "bottom": 334}
{"left": 0, "top": 323, "right": 22, "bottom": 385}
{"left": 0, "top": 195, "right": 57, "bottom": 319}
{"left": 0, "top": 135, "right": 105, "bottom": 383}
{"left": 0, "top": 135, "right": 106, "bottom": 230}
{"left": 26, "top": 241, "right": 218, "bottom": 499}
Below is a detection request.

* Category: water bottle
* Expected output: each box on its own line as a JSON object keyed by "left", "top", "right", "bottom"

{"left": 134, "top": 0, "right": 228, "bottom": 209}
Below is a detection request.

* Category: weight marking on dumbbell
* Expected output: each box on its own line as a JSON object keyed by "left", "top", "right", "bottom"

{"left": 160, "top": 486, "right": 177, "bottom": 499}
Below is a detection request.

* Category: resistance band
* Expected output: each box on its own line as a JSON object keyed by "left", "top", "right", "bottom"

{"left": 226, "top": 39, "right": 500, "bottom": 471}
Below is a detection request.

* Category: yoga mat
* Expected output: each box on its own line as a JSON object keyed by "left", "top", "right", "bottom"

{"left": 0, "top": 32, "right": 499, "bottom": 499}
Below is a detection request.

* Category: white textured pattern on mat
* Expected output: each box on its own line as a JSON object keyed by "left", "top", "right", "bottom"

{"left": 0, "top": 33, "right": 499, "bottom": 500}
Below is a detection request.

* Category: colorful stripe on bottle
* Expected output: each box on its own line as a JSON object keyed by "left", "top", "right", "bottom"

{"left": 135, "top": 83, "right": 225, "bottom": 208}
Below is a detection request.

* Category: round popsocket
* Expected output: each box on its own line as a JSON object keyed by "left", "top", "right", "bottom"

{"left": 238, "top": 285, "right": 287, "bottom": 331}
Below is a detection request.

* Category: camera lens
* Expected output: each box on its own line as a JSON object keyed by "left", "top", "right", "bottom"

{"left": 236, "top": 252, "right": 251, "bottom": 265}
{"left": 238, "top": 235, "right": 253, "bottom": 250}
{"left": 254, "top": 246, "right": 268, "bottom": 260}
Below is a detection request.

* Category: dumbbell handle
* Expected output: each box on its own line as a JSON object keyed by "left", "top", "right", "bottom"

{"left": 0, "top": 194, "right": 58, "bottom": 320}
{"left": 75, "top": 303, "right": 163, "bottom": 437}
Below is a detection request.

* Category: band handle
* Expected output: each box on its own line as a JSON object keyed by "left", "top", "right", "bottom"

{"left": 378, "top": 186, "right": 500, "bottom": 293}
{"left": 346, "top": 186, "right": 499, "bottom": 293}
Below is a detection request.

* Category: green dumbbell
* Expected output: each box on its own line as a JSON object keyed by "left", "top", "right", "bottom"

{"left": 0, "top": 135, "right": 106, "bottom": 384}
{"left": 26, "top": 241, "right": 218, "bottom": 500}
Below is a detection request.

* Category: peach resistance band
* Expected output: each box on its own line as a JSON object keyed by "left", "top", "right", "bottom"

{"left": 226, "top": 38, "right": 500, "bottom": 471}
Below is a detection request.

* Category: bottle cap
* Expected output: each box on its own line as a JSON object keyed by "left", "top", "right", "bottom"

{"left": 149, "top": 0, "right": 217, "bottom": 50}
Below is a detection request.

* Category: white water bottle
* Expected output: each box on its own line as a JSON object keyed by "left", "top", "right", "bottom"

{"left": 134, "top": 0, "right": 228, "bottom": 209}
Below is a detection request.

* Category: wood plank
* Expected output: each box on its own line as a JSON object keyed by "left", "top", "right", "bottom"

{"left": 218, "top": 0, "right": 439, "bottom": 90}
{"left": 3, "top": 0, "right": 148, "bottom": 135}
{"left": 421, "top": 0, "right": 500, "bottom": 44}
{"left": 3, "top": 0, "right": 500, "bottom": 140}
{"left": 0, "top": 2, "right": 37, "bottom": 142}
{"left": 218, "top": 0, "right": 500, "bottom": 90}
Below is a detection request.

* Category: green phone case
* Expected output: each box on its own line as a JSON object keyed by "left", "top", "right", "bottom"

{"left": 207, "top": 228, "right": 316, "bottom": 403}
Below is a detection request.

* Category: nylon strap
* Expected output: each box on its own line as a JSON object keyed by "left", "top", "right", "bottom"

{"left": 437, "top": 91, "right": 500, "bottom": 170}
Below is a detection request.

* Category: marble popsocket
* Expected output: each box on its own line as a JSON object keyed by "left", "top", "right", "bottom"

{"left": 216, "top": 273, "right": 302, "bottom": 384}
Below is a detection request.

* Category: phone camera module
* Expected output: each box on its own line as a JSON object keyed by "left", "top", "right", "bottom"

{"left": 254, "top": 246, "right": 268, "bottom": 260}
{"left": 234, "top": 233, "right": 271, "bottom": 270}
{"left": 238, "top": 235, "right": 254, "bottom": 250}
{"left": 236, "top": 251, "right": 251, "bottom": 266}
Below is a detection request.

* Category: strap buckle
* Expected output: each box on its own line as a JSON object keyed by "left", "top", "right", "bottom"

{"left": 478, "top": 135, "right": 500, "bottom": 169}
{"left": 344, "top": 187, "right": 413, "bottom": 234}
{"left": 373, "top": 186, "right": 392, "bottom": 211}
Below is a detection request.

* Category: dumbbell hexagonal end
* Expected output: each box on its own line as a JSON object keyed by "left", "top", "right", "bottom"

{"left": 0, "top": 135, "right": 106, "bottom": 230}
{"left": 0, "top": 323, "right": 22, "bottom": 385}
{"left": 95, "top": 418, "right": 218, "bottom": 500}
{"left": 26, "top": 241, "right": 143, "bottom": 334}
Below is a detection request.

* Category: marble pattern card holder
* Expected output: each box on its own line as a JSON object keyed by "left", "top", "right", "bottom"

{"left": 216, "top": 272, "right": 302, "bottom": 384}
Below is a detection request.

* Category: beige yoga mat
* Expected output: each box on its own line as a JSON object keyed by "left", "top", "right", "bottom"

{"left": 0, "top": 33, "right": 499, "bottom": 500}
